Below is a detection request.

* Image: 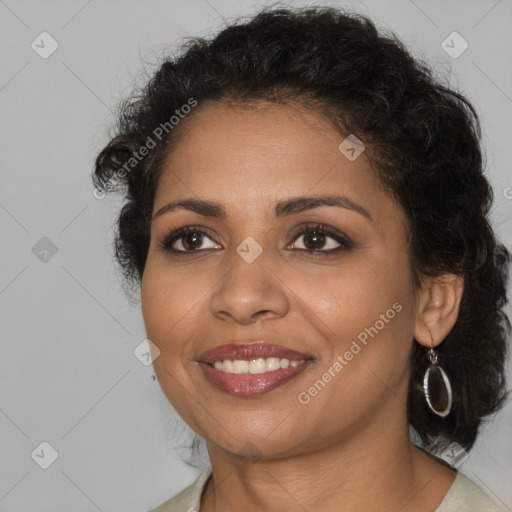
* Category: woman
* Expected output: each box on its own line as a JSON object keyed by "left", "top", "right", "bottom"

{"left": 93, "top": 7, "right": 510, "bottom": 511}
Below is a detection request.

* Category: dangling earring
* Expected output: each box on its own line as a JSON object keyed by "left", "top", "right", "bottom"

{"left": 423, "top": 332, "right": 452, "bottom": 417}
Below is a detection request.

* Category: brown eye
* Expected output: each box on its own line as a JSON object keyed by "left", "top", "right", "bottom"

{"left": 290, "top": 224, "right": 353, "bottom": 253}
{"left": 181, "top": 231, "right": 204, "bottom": 250}
{"left": 159, "top": 227, "right": 222, "bottom": 253}
{"left": 302, "top": 230, "right": 327, "bottom": 250}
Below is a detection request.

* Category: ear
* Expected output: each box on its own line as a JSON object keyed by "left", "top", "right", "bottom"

{"left": 413, "top": 273, "right": 464, "bottom": 347}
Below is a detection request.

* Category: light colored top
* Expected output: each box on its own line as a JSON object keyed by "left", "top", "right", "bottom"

{"left": 147, "top": 466, "right": 503, "bottom": 512}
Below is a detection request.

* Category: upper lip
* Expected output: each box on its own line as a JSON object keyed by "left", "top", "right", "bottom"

{"left": 198, "top": 342, "right": 313, "bottom": 364}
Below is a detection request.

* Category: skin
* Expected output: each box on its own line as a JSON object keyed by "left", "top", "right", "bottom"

{"left": 141, "top": 101, "right": 464, "bottom": 511}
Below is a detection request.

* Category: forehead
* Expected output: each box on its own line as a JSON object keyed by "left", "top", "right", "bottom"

{"left": 155, "top": 102, "right": 379, "bottom": 204}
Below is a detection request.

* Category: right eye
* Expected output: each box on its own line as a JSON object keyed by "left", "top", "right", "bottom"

{"left": 158, "top": 226, "right": 222, "bottom": 253}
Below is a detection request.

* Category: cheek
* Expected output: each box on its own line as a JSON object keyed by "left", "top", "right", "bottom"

{"left": 141, "top": 259, "right": 204, "bottom": 342}
{"left": 140, "top": 263, "right": 206, "bottom": 419}
{"left": 294, "top": 250, "right": 411, "bottom": 330}
{"left": 291, "top": 251, "right": 415, "bottom": 391}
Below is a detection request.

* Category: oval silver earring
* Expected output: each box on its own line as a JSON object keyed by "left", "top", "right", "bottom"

{"left": 423, "top": 335, "right": 452, "bottom": 417}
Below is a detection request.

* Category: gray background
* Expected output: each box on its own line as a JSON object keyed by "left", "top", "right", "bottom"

{"left": 1, "top": 0, "right": 511, "bottom": 510}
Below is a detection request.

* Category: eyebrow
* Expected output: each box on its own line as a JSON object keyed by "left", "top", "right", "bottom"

{"left": 153, "top": 194, "right": 372, "bottom": 222}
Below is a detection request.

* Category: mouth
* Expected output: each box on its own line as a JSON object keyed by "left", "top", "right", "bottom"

{"left": 197, "top": 342, "right": 314, "bottom": 396}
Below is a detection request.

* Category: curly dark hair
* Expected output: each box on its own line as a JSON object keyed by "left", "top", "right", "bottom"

{"left": 93, "top": 6, "right": 510, "bottom": 454}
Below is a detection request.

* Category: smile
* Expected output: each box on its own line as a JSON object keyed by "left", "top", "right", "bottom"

{"left": 197, "top": 341, "right": 314, "bottom": 396}
{"left": 199, "top": 358, "right": 312, "bottom": 396}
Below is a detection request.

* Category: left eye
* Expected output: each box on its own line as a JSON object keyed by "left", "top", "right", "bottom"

{"left": 289, "top": 226, "right": 351, "bottom": 252}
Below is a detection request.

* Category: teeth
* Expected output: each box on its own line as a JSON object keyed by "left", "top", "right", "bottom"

{"left": 249, "top": 358, "right": 266, "bottom": 374}
{"left": 232, "top": 360, "right": 249, "bottom": 374}
{"left": 211, "top": 358, "right": 306, "bottom": 374}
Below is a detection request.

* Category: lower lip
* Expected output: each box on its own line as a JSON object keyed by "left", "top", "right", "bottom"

{"left": 199, "top": 361, "right": 313, "bottom": 396}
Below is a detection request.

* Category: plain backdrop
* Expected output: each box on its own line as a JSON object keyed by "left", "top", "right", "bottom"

{"left": 1, "top": 0, "right": 511, "bottom": 510}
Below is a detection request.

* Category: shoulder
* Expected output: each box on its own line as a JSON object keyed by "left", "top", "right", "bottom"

{"left": 145, "top": 467, "right": 502, "bottom": 512}
{"left": 436, "top": 471, "right": 503, "bottom": 512}
{"left": 146, "top": 466, "right": 212, "bottom": 512}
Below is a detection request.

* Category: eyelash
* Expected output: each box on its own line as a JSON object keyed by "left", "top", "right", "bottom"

{"left": 157, "top": 223, "right": 353, "bottom": 256}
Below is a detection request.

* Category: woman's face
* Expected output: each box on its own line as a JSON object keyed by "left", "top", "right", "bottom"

{"left": 141, "top": 102, "right": 419, "bottom": 459}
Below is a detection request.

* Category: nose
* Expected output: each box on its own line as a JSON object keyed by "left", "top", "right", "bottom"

{"left": 209, "top": 248, "right": 290, "bottom": 325}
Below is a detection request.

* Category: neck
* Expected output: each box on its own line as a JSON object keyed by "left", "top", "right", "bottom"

{"left": 200, "top": 417, "right": 455, "bottom": 512}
